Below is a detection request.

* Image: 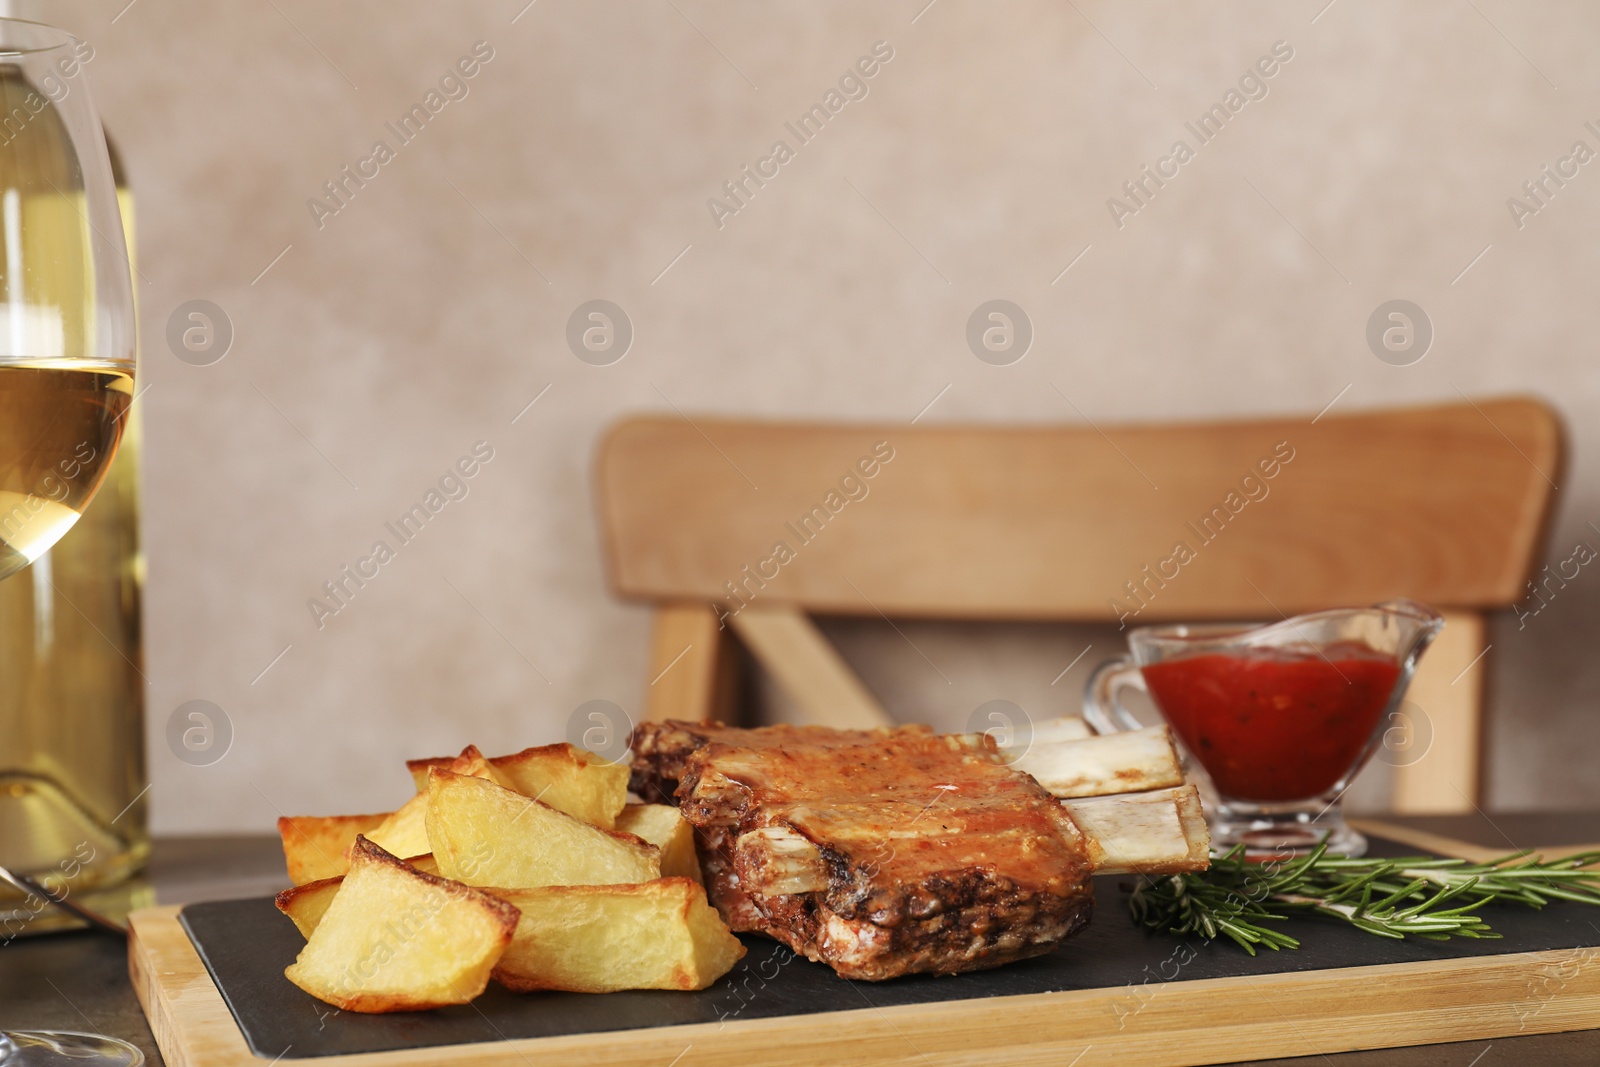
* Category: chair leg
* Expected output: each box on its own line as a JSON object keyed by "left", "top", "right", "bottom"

{"left": 643, "top": 602, "right": 740, "bottom": 724}
{"left": 1391, "top": 610, "right": 1486, "bottom": 814}
{"left": 726, "top": 604, "right": 894, "bottom": 729}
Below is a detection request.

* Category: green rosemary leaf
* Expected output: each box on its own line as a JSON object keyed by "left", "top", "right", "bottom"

{"left": 1124, "top": 847, "right": 1600, "bottom": 950}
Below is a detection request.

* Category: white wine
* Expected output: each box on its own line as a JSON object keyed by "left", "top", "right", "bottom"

{"left": 0, "top": 372, "right": 144, "bottom": 899}
{"left": 0, "top": 362, "right": 131, "bottom": 579}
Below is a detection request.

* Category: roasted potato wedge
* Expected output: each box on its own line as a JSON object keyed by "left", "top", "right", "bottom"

{"left": 362, "top": 792, "right": 430, "bottom": 860}
{"left": 615, "top": 804, "right": 703, "bottom": 884}
{"left": 277, "top": 813, "right": 389, "bottom": 885}
{"left": 410, "top": 743, "right": 627, "bottom": 829}
{"left": 490, "top": 744, "right": 629, "bottom": 829}
{"left": 276, "top": 875, "right": 342, "bottom": 939}
{"left": 425, "top": 768, "right": 659, "bottom": 888}
{"left": 488, "top": 878, "right": 744, "bottom": 993}
{"left": 405, "top": 744, "right": 512, "bottom": 793}
{"left": 370, "top": 748, "right": 508, "bottom": 858}
{"left": 284, "top": 837, "right": 518, "bottom": 1013}
{"left": 276, "top": 853, "right": 439, "bottom": 939}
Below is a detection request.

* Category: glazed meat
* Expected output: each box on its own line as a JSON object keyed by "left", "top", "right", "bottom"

{"left": 634, "top": 721, "right": 1096, "bottom": 981}
{"left": 628, "top": 720, "right": 931, "bottom": 804}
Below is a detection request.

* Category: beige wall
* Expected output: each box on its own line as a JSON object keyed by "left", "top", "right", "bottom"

{"left": 48, "top": 1, "right": 1600, "bottom": 832}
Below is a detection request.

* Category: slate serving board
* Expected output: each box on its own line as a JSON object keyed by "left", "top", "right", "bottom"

{"left": 174, "top": 838, "right": 1600, "bottom": 1061}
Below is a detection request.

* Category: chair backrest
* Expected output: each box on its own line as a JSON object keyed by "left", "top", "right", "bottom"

{"left": 598, "top": 397, "right": 1561, "bottom": 620}
{"left": 596, "top": 397, "right": 1564, "bottom": 813}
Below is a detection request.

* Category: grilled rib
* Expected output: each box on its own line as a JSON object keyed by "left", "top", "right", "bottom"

{"left": 631, "top": 719, "right": 1209, "bottom": 981}
{"left": 679, "top": 727, "right": 1094, "bottom": 980}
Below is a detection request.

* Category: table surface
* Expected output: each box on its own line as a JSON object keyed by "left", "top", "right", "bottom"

{"left": 4, "top": 812, "right": 1598, "bottom": 1067}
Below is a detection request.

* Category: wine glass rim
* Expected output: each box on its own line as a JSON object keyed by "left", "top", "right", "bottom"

{"left": 0, "top": 16, "right": 81, "bottom": 57}
{"left": 0, "top": 355, "right": 136, "bottom": 370}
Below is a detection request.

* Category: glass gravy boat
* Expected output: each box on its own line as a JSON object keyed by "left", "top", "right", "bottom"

{"left": 1084, "top": 600, "right": 1444, "bottom": 857}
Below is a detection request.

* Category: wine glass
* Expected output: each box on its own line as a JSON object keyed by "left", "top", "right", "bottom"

{"left": 0, "top": 16, "right": 142, "bottom": 1067}
{"left": 0, "top": 16, "right": 134, "bottom": 580}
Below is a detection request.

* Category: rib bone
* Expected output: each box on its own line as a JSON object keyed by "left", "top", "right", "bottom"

{"left": 1009, "top": 725, "right": 1183, "bottom": 798}
{"left": 1063, "top": 784, "right": 1210, "bottom": 875}
{"left": 731, "top": 786, "right": 1214, "bottom": 887}
{"left": 1007, "top": 715, "right": 1092, "bottom": 746}
{"left": 734, "top": 826, "right": 830, "bottom": 896}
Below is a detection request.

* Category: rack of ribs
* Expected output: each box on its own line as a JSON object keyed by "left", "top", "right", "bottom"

{"left": 630, "top": 719, "right": 1209, "bottom": 981}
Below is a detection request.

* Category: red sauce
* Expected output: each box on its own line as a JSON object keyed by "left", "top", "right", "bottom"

{"left": 1141, "top": 643, "right": 1401, "bottom": 802}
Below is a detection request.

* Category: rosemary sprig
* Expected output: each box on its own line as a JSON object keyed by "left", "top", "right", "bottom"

{"left": 1126, "top": 844, "right": 1600, "bottom": 955}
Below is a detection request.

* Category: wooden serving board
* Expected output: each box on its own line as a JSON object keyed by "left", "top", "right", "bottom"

{"left": 130, "top": 832, "right": 1600, "bottom": 1067}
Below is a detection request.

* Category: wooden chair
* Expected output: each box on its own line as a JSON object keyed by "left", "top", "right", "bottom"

{"left": 594, "top": 397, "right": 1563, "bottom": 814}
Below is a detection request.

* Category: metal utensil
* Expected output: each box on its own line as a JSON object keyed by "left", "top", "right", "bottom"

{"left": 0, "top": 864, "right": 127, "bottom": 937}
